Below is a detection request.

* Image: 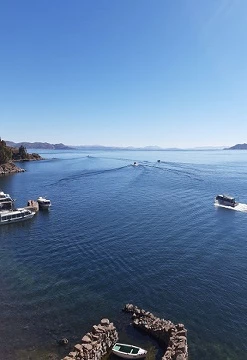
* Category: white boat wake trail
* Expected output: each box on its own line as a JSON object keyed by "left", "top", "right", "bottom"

{"left": 215, "top": 202, "right": 247, "bottom": 212}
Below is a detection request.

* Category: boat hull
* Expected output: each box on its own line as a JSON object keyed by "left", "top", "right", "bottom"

{"left": 112, "top": 351, "right": 146, "bottom": 359}
{"left": 38, "top": 203, "right": 51, "bottom": 210}
{"left": 215, "top": 200, "right": 237, "bottom": 208}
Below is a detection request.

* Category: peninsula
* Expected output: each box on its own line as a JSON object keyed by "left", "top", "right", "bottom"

{"left": 0, "top": 138, "right": 43, "bottom": 175}
{"left": 224, "top": 143, "right": 247, "bottom": 150}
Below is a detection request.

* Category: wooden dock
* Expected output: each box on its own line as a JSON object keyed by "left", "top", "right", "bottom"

{"left": 25, "top": 200, "right": 39, "bottom": 212}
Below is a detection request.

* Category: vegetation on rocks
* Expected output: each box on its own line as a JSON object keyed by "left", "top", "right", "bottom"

{"left": 11, "top": 145, "right": 42, "bottom": 161}
{"left": 0, "top": 138, "right": 43, "bottom": 165}
{"left": 0, "top": 138, "right": 12, "bottom": 164}
{"left": 0, "top": 137, "right": 43, "bottom": 174}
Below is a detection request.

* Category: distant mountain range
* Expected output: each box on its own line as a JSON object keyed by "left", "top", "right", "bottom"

{"left": 224, "top": 143, "right": 247, "bottom": 150}
{"left": 5, "top": 141, "right": 179, "bottom": 151}
{"left": 6, "top": 141, "right": 73, "bottom": 150}
{"left": 74, "top": 145, "right": 180, "bottom": 151}
{"left": 5, "top": 140, "right": 233, "bottom": 151}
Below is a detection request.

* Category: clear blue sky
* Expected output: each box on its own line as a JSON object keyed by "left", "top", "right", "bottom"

{"left": 1, "top": 0, "right": 247, "bottom": 147}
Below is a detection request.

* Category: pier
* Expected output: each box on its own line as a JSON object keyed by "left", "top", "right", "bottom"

{"left": 123, "top": 304, "right": 188, "bottom": 360}
{"left": 25, "top": 200, "right": 39, "bottom": 212}
{"left": 62, "top": 318, "right": 118, "bottom": 360}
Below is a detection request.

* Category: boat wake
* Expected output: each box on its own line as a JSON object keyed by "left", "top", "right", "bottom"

{"left": 147, "top": 164, "right": 203, "bottom": 182}
{"left": 51, "top": 165, "right": 130, "bottom": 185}
{"left": 215, "top": 202, "right": 247, "bottom": 212}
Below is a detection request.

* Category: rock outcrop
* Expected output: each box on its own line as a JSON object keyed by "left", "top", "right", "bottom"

{"left": 11, "top": 146, "right": 44, "bottom": 161}
{"left": 0, "top": 138, "right": 43, "bottom": 174}
{"left": 123, "top": 304, "right": 188, "bottom": 360}
{"left": 0, "top": 161, "right": 25, "bottom": 175}
{"left": 61, "top": 318, "right": 118, "bottom": 360}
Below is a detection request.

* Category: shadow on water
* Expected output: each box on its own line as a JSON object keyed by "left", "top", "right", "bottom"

{"left": 38, "top": 209, "right": 52, "bottom": 217}
{"left": 11, "top": 310, "right": 247, "bottom": 360}
{"left": 15, "top": 314, "right": 163, "bottom": 360}
{"left": 0, "top": 217, "right": 36, "bottom": 234}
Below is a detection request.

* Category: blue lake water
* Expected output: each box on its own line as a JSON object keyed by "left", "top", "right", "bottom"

{"left": 0, "top": 150, "right": 246, "bottom": 360}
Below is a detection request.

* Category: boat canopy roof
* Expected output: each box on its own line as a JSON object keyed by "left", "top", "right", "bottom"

{"left": 216, "top": 194, "right": 236, "bottom": 201}
{"left": 0, "top": 193, "right": 11, "bottom": 198}
{"left": 37, "top": 197, "right": 50, "bottom": 203}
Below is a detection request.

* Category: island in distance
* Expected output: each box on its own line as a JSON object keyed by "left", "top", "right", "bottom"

{"left": 224, "top": 143, "right": 247, "bottom": 150}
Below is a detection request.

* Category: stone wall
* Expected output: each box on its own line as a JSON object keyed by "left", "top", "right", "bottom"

{"left": 62, "top": 318, "right": 118, "bottom": 360}
{"left": 123, "top": 304, "right": 188, "bottom": 360}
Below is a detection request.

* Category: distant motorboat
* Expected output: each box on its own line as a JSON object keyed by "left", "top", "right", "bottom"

{"left": 37, "top": 197, "right": 51, "bottom": 210}
{"left": 132, "top": 162, "right": 138, "bottom": 166}
{"left": 0, "top": 208, "right": 35, "bottom": 225}
{"left": 157, "top": 160, "right": 161, "bottom": 163}
{"left": 215, "top": 194, "right": 237, "bottom": 208}
{"left": 112, "top": 343, "right": 147, "bottom": 359}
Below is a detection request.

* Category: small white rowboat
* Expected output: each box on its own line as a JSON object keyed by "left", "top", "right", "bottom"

{"left": 112, "top": 343, "right": 147, "bottom": 359}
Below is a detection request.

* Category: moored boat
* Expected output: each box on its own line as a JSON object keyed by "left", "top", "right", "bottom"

{"left": 112, "top": 343, "right": 147, "bottom": 359}
{"left": 37, "top": 196, "right": 51, "bottom": 209}
{"left": 215, "top": 194, "right": 237, "bottom": 207}
{"left": 0, "top": 208, "right": 35, "bottom": 225}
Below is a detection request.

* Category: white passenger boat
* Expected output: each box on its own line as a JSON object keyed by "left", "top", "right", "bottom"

{"left": 215, "top": 194, "right": 237, "bottom": 208}
{"left": 37, "top": 196, "right": 51, "bottom": 209}
{"left": 112, "top": 343, "right": 147, "bottom": 359}
{"left": 0, "top": 208, "right": 35, "bottom": 225}
{"left": 0, "top": 191, "right": 14, "bottom": 211}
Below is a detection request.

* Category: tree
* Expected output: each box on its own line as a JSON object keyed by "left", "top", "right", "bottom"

{"left": 0, "top": 138, "right": 12, "bottom": 164}
{"left": 18, "top": 145, "right": 28, "bottom": 159}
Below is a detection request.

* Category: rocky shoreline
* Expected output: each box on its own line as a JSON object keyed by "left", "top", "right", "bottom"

{"left": 0, "top": 161, "right": 25, "bottom": 175}
{"left": 0, "top": 156, "right": 44, "bottom": 175}
{"left": 62, "top": 318, "right": 118, "bottom": 360}
{"left": 0, "top": 138, "right": 44, "bottom": 175}
{"left": 123, "top": 304, "right": 188, "bottom": 360}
